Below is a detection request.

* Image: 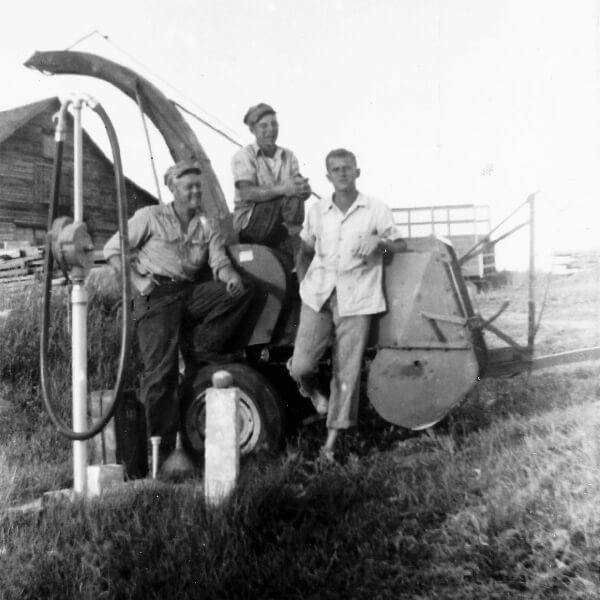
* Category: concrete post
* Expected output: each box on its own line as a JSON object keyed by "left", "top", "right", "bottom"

{"left": 204, "top": 371, "right": 240, "bottom": 505}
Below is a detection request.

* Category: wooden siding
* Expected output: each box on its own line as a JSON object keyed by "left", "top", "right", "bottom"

{"left": 0, "top": 102, "right": 156, "bottom": 247}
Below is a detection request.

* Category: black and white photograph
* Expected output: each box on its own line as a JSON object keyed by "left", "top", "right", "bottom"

{"left": 1, "top": 1, "right": 600, "bottom": 598}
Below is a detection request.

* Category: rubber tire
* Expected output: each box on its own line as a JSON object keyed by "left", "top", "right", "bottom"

{"left": 180, "top": 363, "right": 285, "bottom": 460}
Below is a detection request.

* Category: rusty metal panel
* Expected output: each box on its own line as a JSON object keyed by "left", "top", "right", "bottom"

{"left": 372, "top": 240, "right": 468, "bottom": 349}
{"left": 229, "top": 244, "right": 287, "bottom": 347}
{"left": 367, "top": 347, "right": 479, "bottom": 429}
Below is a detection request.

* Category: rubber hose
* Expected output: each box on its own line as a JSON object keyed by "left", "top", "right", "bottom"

{"left": 40, "top": 103, "right": 132, "bottom": 440}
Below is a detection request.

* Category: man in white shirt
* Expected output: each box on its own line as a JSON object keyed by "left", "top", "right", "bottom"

{"left": 231, "top": 103, "right": 311, "bottom": 267}
{"left": 288, "top": 149, "right": 406, "bottom": 459}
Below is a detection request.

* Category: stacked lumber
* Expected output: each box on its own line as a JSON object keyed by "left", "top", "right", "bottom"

{"left": 0, "top": 242, "right": 108, "bottom": 284}
{"left": 0, "top": 243, "right": 44, "bottom": 279}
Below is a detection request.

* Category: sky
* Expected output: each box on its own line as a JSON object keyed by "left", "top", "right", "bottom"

{"left": 2, "top": 0, "right": 600, "bottom": 268}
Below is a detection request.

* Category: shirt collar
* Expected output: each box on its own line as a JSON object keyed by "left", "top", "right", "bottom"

{"left": 321, "top": 192, "right": 367, "bottom": 214}
{"left": 252, "top": 142, "right": 285, "bottom": 160}
{"left": 165, "top": 202, "right": 207, "bottom": 232}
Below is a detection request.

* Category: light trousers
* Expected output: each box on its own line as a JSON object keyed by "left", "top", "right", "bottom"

{"left": 289, "top": 293, "right": 371, "bottom": 429}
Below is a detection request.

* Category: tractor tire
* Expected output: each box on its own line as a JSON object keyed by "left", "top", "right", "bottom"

{"left": 180, "top": 363, "right": 285, "bottom": 460}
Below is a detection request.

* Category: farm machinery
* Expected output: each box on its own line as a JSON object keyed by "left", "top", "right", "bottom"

{"left": 24, "top": 50, "right": 600, "bottom": 472}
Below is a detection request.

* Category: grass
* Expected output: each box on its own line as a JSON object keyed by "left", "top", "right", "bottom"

{"left": 1, "top": 390, "right": 600, "bottom": 599}
{"left": 0, "top": 270, "right": 139, "bottom": 507}
{"left": 1, "top": 268, "right": 600, "bottom": 598}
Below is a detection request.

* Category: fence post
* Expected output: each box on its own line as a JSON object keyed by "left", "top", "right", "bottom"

{"left": 204, "top": 370, "right": 240, "bottom": 505}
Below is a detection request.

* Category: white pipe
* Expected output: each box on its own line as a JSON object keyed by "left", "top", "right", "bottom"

{"left": 72, "top": 283, "right": 88, "bottom": 495}
{"left": 71, "top": 97, "right": 87, "bottom": 496}
{"left": 72, "top": 99, "right": 84, "bottom": 224}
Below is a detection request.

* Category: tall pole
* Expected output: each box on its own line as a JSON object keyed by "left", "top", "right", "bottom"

{"left": 71, "top": 98, "right": 88, "bottom": 496}
{"left": 527, "top": 194, "right": 536, "bottom": 352}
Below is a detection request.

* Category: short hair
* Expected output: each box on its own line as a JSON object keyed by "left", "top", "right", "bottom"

{"left": 325, "top": 148, "right": 357, "bottom": 171}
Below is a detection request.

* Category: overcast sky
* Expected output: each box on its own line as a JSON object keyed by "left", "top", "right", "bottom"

{"left": 2, "top": 0, "right": 600, "bottom": 267}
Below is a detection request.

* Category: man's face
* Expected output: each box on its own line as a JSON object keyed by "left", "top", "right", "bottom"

{"left": 251, "top": 113, "right": 278, "bottom": 150}
{"left": 172, "top": 172, "right": 203, "bottom": 213}
{"left": 326, "top": 156, "right": 360, "bottom": 193}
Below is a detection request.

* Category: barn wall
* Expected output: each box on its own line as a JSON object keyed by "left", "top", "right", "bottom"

{"left": 0, "top": 103, "right": 156, "bottom": 246}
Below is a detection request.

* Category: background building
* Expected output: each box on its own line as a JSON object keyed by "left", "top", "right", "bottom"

{"left": 0, "top": 97, "right": 156, "bottom": 247}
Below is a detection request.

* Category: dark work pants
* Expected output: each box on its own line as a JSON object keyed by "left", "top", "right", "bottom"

{"left": 133, "top": 280, "right": 254, "bottom": 441}
{"left": 239, "top": 195, "right": 304, "bottom": 268}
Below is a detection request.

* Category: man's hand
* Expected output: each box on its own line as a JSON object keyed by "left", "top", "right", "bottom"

{"left": 282, "top": 175, "right": 311, "bottom": 198}
{"left": 219, "top": 265, "right": 245, "bottom": 297}
{"left": 353, "top": 235, "right": 381, "bottom": 258}
{"left": 133, "top": 272, "right": 155, "bottom": 296}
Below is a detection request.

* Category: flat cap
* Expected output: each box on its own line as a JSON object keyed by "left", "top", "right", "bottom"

{"left": 164, "top": 159, "right": 202, "bottom": 187}
{"left": 243, "top": 103, "right": 276, "bottom": 128}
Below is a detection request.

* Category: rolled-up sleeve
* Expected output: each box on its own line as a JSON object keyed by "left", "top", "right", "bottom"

{"left": 205, "top": 219, "right": 232, "bottom": 277}
{"left": 300, "top": 204, "right": 317, "bottom": 248}
{"left": 231, "top": 148, "right": 256, "bottom": 186}
{"left": 376, "top": 204, "right": 403, "bottom": 241}
{"left": 290, "top": 152, "right": 300, "bottom": 177}
{"left": 103, "top": 206, "right": 151, "bottom": 261}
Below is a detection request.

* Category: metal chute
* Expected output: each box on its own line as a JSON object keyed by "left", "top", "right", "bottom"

{"left": 368, "top": 239, "right": 481, "bottom": 429}
{"left": 24, "top": 50, "right": 230, "bottom": 222}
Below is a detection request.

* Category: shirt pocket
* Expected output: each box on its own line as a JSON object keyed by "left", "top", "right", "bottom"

{"left": 154, "top": 224, "right": 180, "bottom": 244}
{"left": 313, "top": 218, "right": 338, "bottom": 258}
{"left": 180, "top": 239, "right": 206, "bottom": 273}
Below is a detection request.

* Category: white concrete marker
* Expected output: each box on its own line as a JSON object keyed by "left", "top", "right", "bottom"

{"left": 204, "top": 370, "right": 240, "bottom": 505}
{"left": 150, "top": 436, "right": 161, "bottom": 479}
{"left": 86, "top": 464, "right": 124, "bottom": 498}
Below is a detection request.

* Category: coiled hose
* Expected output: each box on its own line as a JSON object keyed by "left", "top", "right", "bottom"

{"left": 40, "top": 100, "right": 132, "bottom": 440}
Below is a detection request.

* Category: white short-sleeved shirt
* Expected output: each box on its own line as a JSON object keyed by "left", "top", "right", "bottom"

{"left": 299, "top": 193, "right": 402, "bottom": 317}
{"left": 231, "top": 143, "right": 300, "bottom": 232}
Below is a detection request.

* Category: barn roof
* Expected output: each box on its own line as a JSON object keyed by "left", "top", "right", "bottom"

{"left": 0, "top": 97, "right": 59, "bottom": 145}
{"left": 0, "top": 97, "right": 157, "bottom": 204}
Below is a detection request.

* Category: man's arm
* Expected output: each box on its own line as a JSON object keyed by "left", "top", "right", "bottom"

{"left": 380, "top": 237, "right": 407, "bottom": 253}
{"left": 237, "top": 176, "right": 310, "bottom": 203}
{"left": 352, "top": 235, "right": 407, "bottom": 258}
{"left": 204, "top": 218, "right": 246, "bottom": 297}
{"left": 296, "top": 240, "right": 315, "bottom": 282}
{"left": 103, "top": 207, "right": 155, "bottom": 295}
{"left": 107, "top": 254, "right": 155, "bottom": 295}
{"left": 216, "top": 264, "right": 245, "bottom": 297}
{"left": 353, "top": 203, "right": 407, "bottom": 258}
{"left": 232, "top": 147, "right": 311, "bottom": 203}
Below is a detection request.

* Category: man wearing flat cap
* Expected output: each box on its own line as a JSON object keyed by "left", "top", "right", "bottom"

{"left": 231, "top": 102, "right": 311, "bottom": 267}
{"left": 103, "top": 159, "right": 254, "bottom": 462}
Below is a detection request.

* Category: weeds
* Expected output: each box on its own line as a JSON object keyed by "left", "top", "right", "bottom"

{"left": 1, "top": 271, "right": 600, "bottom": 598}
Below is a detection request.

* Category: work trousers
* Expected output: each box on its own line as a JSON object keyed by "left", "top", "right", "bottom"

{"left": 133, "top": 280, "right": 254, "bottom": 440}
{"left": 239, "top": 195, "right": 304, "bottom": 268}
{"left": 288, "top": 293, "right": 371, "bottom": 429}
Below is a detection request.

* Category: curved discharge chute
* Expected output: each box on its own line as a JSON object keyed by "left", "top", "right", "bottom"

{"left": 25, "top": 50, "right": 231, "bottom": 221}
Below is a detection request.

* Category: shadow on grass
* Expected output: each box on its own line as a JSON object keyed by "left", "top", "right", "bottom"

{"left": 284, "top": 362, "right": 600, "bottom": 466}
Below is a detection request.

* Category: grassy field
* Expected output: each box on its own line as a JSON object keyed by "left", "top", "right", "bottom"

{"left": 1, "top": 268, "right": 600, "bottom": 598}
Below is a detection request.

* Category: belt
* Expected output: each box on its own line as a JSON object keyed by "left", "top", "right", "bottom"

{"left": 152, "top": 274, "right": 187, "bottom": 285}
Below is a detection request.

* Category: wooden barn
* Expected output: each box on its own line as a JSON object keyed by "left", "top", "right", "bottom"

{"left": 0, "top": 97, "right": 157, "bottom": 247}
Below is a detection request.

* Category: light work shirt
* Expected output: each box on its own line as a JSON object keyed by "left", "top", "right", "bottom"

{"left": 299, "top": 193, "right": 402, "bottom": 317}
{"left": 231, "top": 143, "right": 300, "bottom": 232}
{"left": 103, "top": 203, "right": 231, "bottom": 281}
